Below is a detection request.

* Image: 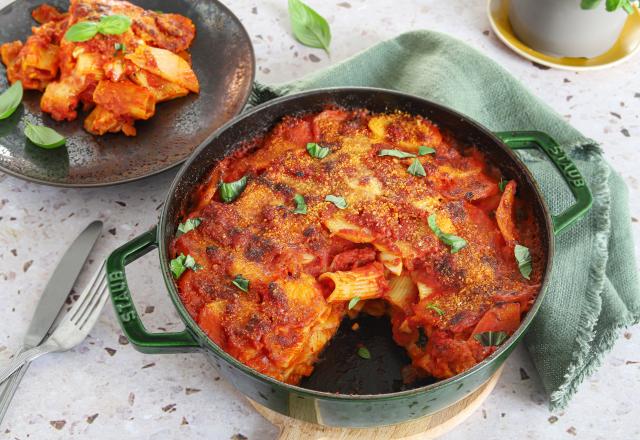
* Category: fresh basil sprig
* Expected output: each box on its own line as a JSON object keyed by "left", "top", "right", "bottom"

{"left": 514, "top": 244, "right": 532, "bottom": 280}
{"left": 581, "top": 0, "right": 635, "bottom": 13}
{"left": 348, "top": 296, "right": 361, "bottom": 310}
{"left": 428, "top": 213, "right": 467, "bottom": 253}
{"left": 474, "top": 331, "right": 509, "bottom": 347}
{"left": 177, "top": 217, "right": 202, "bottom": 235}
{"left": 407, "top": 159, "right": 426, "bottom": 177}
{"left": 232, "top": 274, "right": 249, "bottom": 292}
{"left": 293, "top": 194, "right": 307, "bottom": 214}
{"left": 170, "top": 253, "right": 201, "bottom": 279}
{"left": 288, "top": 0, "right": 331, "bottom": 54}
{"left": 357, "top": 346, "right": 371, "bottom": 359}
{"left": 24, "top": 122, "right": 66, "bottom": 149}
{"left": 64, "top": 14, "right": 132, "bottom": 42}
{"left": 325, "top": 194, "right": 347, "bottom": 209}
{"left": 418, "top": 146, "right": 436, "bottom": 155}
{"left": 378, "top": 149, "right": 415, "bottom": 159}
{"left": 426, "top": 303, "right": 445, "bottom": 316}
{"left": 0, "top": 81, "right": 23, "bottom": 120}
{"left": 306, "top": 142, "right": 330, "bottom": 159}
{"left": 219, "top": 176, "right": 247, "bottom": 203}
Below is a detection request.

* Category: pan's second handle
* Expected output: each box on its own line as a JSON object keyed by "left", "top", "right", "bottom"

{"left": 106, "top": 227, "right": 200, "bottom": 354}
{"left": 495, "top": 131, "right": 593, "bottom": 235}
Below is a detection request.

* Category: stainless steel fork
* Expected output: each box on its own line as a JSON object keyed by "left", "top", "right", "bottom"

{"left": 0, "top": 263, "right": 109, "bottom": 385}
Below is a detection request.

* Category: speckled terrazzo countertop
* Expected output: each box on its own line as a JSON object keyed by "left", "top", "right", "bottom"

{"left": 0, "top": 0, "right": 638, "bottom": 439}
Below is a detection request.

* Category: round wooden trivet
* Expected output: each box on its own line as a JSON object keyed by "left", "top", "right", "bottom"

{"left": 250, "top": 366, "right": 502, "bottom": 440}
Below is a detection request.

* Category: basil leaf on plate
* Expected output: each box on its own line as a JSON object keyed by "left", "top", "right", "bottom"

{"left": 170, "top": 253, "right": 201, "bottom": 279}
{"left": 426, "top": 303, "right": 445, "bottom": 316}
{"left": 232, "top": 274, "right": 249, "bottom": 292}
{"left": 325, "top": 194, "right": 347, "bottom": 209}
{"left": 357, "top": 346, "right": 371, "bottom": 359}
{"left": 418, "top": 146, "right": 436, "bottom": 155}
{"left": 378, "top": 149, "right": 415, "bottom": 159}
{"left": 293, "top": 193, "right": 307, "bottom": 214}
{"left": 348, "top": 296, "right": 361, "bottom": 310}
{"left": 407, "top": 158, "right": 426, "bottom": 177}
{"left": 98, "top": 14, "right": 132, "bottom": 35}
{"left": 177, "top": 217, "right": 202, "bottom": 235}
{"left": 219, "top": 176, "right": 247, "bottom": 203}
{"left": 498, "top": 178, "right": 508, "bottom": 192}
{"left": 0, "top": 81, "right": 23, "bottom": 120}
{"left": 514, "top": 244, "right": 532, "bottom": 280}
{"left": 428, "top": 213, "right": 467, "bottom": 253}
{"left": 474, "top": 331, "right": 509, "bottom": 347}
{"left": 288, "top": 0, "right": 331, "bottom": 54}
{"left": 306, "top": 142, "right": 330, "bottom": 159}
{"left": 24, "top": 122, "right": 66, "bottom": 149}
{"left": 64, "top": 21, "right": 100, "bottom": 42}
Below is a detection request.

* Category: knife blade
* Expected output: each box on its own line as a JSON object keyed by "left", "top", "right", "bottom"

{"left": 22, "top": 220, "right": 103, "bottom": 348}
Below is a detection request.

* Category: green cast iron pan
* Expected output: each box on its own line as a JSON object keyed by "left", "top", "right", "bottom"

{"left": 107, "top": 88, "right": 592, "bottom": 428}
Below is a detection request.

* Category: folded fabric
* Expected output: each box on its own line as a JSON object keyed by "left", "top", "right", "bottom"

{"left": 249, "top": 30, "right": 640, "bottom": 410}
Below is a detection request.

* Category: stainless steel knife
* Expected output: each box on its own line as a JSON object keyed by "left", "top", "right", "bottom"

{"left": 0, "top": 220, "right": 103, "bottom": 424}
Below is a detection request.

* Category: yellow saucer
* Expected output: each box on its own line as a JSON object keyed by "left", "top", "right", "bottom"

{"left": 487, "top": 0, "right": 640, "bottom": 71}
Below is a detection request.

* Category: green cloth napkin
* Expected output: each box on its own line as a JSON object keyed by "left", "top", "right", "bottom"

{"left": 249, "top": 30, "right": 640, "bottom": 410}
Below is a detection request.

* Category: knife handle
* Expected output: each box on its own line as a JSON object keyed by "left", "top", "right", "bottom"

{"left": 0, "top": 356, "right": 30, "bottom": 425}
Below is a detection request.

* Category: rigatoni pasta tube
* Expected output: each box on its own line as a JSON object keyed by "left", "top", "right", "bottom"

{"left": 319, "top": 262, "right": 388, "bottom": 303}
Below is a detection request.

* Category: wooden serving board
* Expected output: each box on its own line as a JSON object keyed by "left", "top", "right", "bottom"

{"left": 250, "top": 366, "right": 502, "bottom": 440}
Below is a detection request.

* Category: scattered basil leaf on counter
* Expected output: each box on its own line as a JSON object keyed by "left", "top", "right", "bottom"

{"left": 177, "top": 217, "right": 202, "bottom": 235}
{"left": 348, "top": 296, "right": 361, "bottom": 310}
{"left": 407, "top": 158, "right": 426, "bottom": 177}
{"left": 514, "top": 244, "right": 532, "bottom": 280}
{"left": 219, "top": 176, "right": 247, "bottom": 203}
{"left": 498, "top": 178, "right": 508, "bottom": 192}
{"left": 474, "top": 331, "right": 509, "bottom": 347}
{"left": 293, "top": 194, "right": 307, "bottom": 214}
{"left": 357, "top": 346, "right": 371, "bottom": 359}
{"left": 232, "top": 274, "right": 249, "bottom": 292}
{"left": 428, "top": 213, "right": 467, "bottom": 253}
{"left": 64, "top": 21, "right": 99, "bottom": 42}
{"left": 325, "top": 194, "right": 347, "bottom": 209}
{"left": 426, "top": 303, "right": 445, "bottom": 316}
{"left": 416, "top": 327, "right": 428, "bottom": 348}
{"left": 0, "top": 81, "right": 23, "bottom": 120}
{"left": 170, "top": 253, "right": 201, "bottom": 279}
{"left": 418, "top": 146, "right": 436, "bottom": 155}
{"left": 288, "top": 0, "right": 331, "bottom": 54}
{"left": 306, "top": 142, "right": 330, "bottom": 159}
{"left": 24, "top": 122, "right": 66, "bottom": 149}
{"left": 97, "top": 14, "right": 132, "bottom": 35}
{"left": 114, "top": 42, "right": 126, "bottom": 55}
{"left": 378, "top": 149, "right": 416, "bottom": 159}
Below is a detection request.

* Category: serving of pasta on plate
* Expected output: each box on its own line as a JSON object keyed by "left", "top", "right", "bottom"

{"left": 0, "top": 0, "right": 199, "bottom": 136}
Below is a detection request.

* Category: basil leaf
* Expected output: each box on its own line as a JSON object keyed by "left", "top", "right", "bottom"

{"left": 418, "top": 146, "right": 436, "bottom": 155}
{"left": 378, "top": 149, "right": 415, "bottom": 159}
{"left": 474, "top": 331, "right": 509, "bottom": 347}
{"left": 98, "top": 14, "right": 132, "bottom": 35}
{"left": 114, "top": 42, "right": 126, "bottom": 55}
{"left": 177, "top": 217, "right": 202, "bottom": 235}
{"left": 407, "top": 158, "right": 426, "bottom": 177}
{"left": 183, "top": 254, "right": 202, "bottom": 271}
{"left": 416, "top": 327, "right": 428, "bottom": 348}
{"left": 514, "top": 244, "right": 532, "bottom": 280}
{"left": 170, "top": 253, "right": 202, "bottom": 279}
{"left": 357, "top": 346, "right": 371, "bottom": 359}
{"left": 288, "top": 0, "right": 331, "bottom": 54}
{"left": 64, "top": 21, "right": 99, "bottom": 42}
{"left": 426, "top": 303, "right": 445, "bottom": 316}
{"left": 306, "top": 142, "right": 330, "bottom": 159}
{"left": 348, "top": 296, "right": 361, "bottom": 310}
{"left": 581, "top": 0, "right": 601, "bottom": 8}
{"left": 606, "top": 0, "right": 622, "bottom": 11}
{"left": 498, "top": 178, "right": 508, "bottom": 192}
{"left": 325, "top": 194, "right": 347, "bottom": 209}
{"left": 219, "top": 176, "right": 247, "bottom": 203}
{"left": 232, "top": 274, "right": 249, "bottom": 292}
{"left": 293, "top": 193, "right": 307, "bottom": 214}
{"left": 621, "top": 0, "right": 634, "bottom": 13}
{"left": 0, "top": 81, "right": 23, "bottom": 120}
{"left": 24, "top": 122, "right": 66, "bottom": 149}
{"left": 428, "top": 213, "right": 467, "bottom": 253}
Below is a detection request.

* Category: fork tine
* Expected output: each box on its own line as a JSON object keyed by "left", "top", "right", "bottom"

{"left": 77, "top": 277, "right": 108, "bottom": 330}
{"left": 72, "top": 271, "right": 106, "bottom": 325}
{"left": 69, "top": 263, "right": 106, "bottom": 322}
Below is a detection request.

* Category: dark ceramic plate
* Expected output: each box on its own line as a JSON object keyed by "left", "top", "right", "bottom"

{"left": 0, "top": 0, "right": 255, "bottom": 187}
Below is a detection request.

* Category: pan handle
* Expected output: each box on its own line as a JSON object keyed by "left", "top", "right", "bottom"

{"left": 495, "top": 131, "right": 593, "bottom": 235}
{"left": 106, "top": 226, "right": 200, "bottom": 354}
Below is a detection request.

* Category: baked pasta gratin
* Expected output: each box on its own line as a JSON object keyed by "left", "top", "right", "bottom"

{"left": 0, "top": 0, "right": 198, "bottom": 136}
{"left": 171, "top": 108, "right": 543, "bottom": 386}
